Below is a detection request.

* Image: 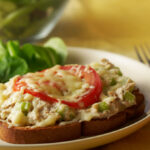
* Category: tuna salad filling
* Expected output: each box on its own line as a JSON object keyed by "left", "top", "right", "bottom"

{"left": 0, "top": 59, "right": 136, "bottom": 127}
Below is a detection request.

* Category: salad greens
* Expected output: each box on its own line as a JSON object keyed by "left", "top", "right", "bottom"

{"left": 3, "top": 0, "right": 62, "bottom": 6}
{"left": 44, "top": 37, "right": 67, "bottom": 65}
{"left": 0, "top": 37, "right": 68, "bottom": 83}
{"left": 0, "top": 0, "right": 65, "bottom": 40}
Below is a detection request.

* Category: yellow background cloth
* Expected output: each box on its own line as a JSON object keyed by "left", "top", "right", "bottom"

{"left": 49, "top": 0, "right": 150, "bottom": 62}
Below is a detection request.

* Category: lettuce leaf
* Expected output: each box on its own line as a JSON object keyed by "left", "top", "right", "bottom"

{"left": 0, "top": 37, "right": 67, "bottom": 82}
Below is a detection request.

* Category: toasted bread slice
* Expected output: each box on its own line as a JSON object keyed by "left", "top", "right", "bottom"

{"left": 0, "top": 122, "right": 81, "bottom": 144}
{"left": 82, "top": 90, "right": 145, "bottom": 136}
{"left": 0, "top": 90, "right": 145, "bottom": 144}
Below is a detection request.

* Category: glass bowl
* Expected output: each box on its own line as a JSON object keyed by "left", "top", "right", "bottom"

{"left": 0, "top": 0, "right": 67, "bottom": 42}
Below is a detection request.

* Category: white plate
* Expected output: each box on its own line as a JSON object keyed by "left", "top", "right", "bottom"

{"left": 1, "top": 47, "right": 150, "bottom": 150}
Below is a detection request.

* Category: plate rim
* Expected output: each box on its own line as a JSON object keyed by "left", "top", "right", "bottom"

{"left": 1, "top": 46, "right": 150, "bottom": 147}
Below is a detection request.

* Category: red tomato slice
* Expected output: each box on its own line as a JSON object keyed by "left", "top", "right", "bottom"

{"left": 14, "top": 65, "right": 102, "bottom": 109}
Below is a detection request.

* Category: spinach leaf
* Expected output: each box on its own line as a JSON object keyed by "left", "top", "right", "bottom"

{"left": 0, "top": 41, "right": 28, "bottom": 82}
{"left": 21, "top": 43, "right": 61, "bottom": 72}
{"left": 0, "top": 41, "right": 9, "bottom": 58}
{"left": 44, "top": 37, "right": 68, "bottom": 65}
{"left": 0, "top": 56, "right": 28, "bottom": 83}
{"left": 0, "top": 37, "right": 68, "bottom": 83}
{"left": 45, "top": 47, "right": 59, "bottom": 65}
{"left": 2, "top": 0, "right": 62, "bottom": 7}
{"left": 6, "top": 40, "right": 20, "bottom": 57}
{"left": 21, "top": 44, "right": 51, "bottom": 72}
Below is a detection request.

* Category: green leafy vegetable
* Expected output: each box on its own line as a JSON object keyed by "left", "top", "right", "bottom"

{"left": 0, "top": 56, "right": 28, "bottom": 83}
{"left": 0, "top": 37, "right": 68, "bottom": 83}
{"left": 0, "top": 41, "right": 28, "bottom": 83}
{"left": 44, "top": 37, "right": 68, "bottom": 65}
{"left": 3, "top": 0, "right": 63, "bottom": 7}
{"left": 0, "top": 0, "right": 65, "bottom": 40}
{"left": 6, "top": 40, "right": 20, "bottom": 57}
{"left": 21, "top": 44, "right": 51, "bottom": 72}
{"left": 0, "top": 41, "right": 9, "bottom": 57}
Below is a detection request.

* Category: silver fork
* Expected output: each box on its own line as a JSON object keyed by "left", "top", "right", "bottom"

{"left": 134, "top": 44, "right": 150, "bottom": 66}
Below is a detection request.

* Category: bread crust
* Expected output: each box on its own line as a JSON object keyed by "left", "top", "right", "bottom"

{"left": 0, "top": 90, "right": 145, "bottom": 144}
{"left": 82, "top": 90, "right": 145, "bottom": 136}
{"left": 0, "top": 122, "right": 81, "bottom": 144}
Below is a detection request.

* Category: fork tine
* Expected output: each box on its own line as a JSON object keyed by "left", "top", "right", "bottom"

{"left": 145, "top": 44, "right": 150, "bottom": 55}
{"left": 134, "top": 46, "right": 144, "bottom": 63}
{"left": 140, "top": 45, "right": 150, "bottom": 64}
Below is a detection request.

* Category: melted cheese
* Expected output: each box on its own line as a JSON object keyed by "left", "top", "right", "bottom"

{"left": 20, "top": 65, "right": 90, "bottom": 102}
{"left": 0, "top": 60, "right": 137, "bottom": 127}
{"left": 35, "top": 114, "right": 59, "bottom": 127}
{"left": 8, "top": 103, "right": 27, "bottom": 126}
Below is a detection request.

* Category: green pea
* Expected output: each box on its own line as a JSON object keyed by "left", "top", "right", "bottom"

{"left": 110, "top": 78, "right": 117, "bottom": 86}
{"left": 21, "top": 101, "right": 31, "bottom": 116}
{"left": 98, "top": 102, "right": 109, "bottom": 112}
{"left": 58, "top": 111, "right": 65, "bottom": 121}
{"left": 56, "top": 105, "right": 67, "bottom": 121}
{"left": 124, "top": 92, "right": 135, "bottom": 103}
